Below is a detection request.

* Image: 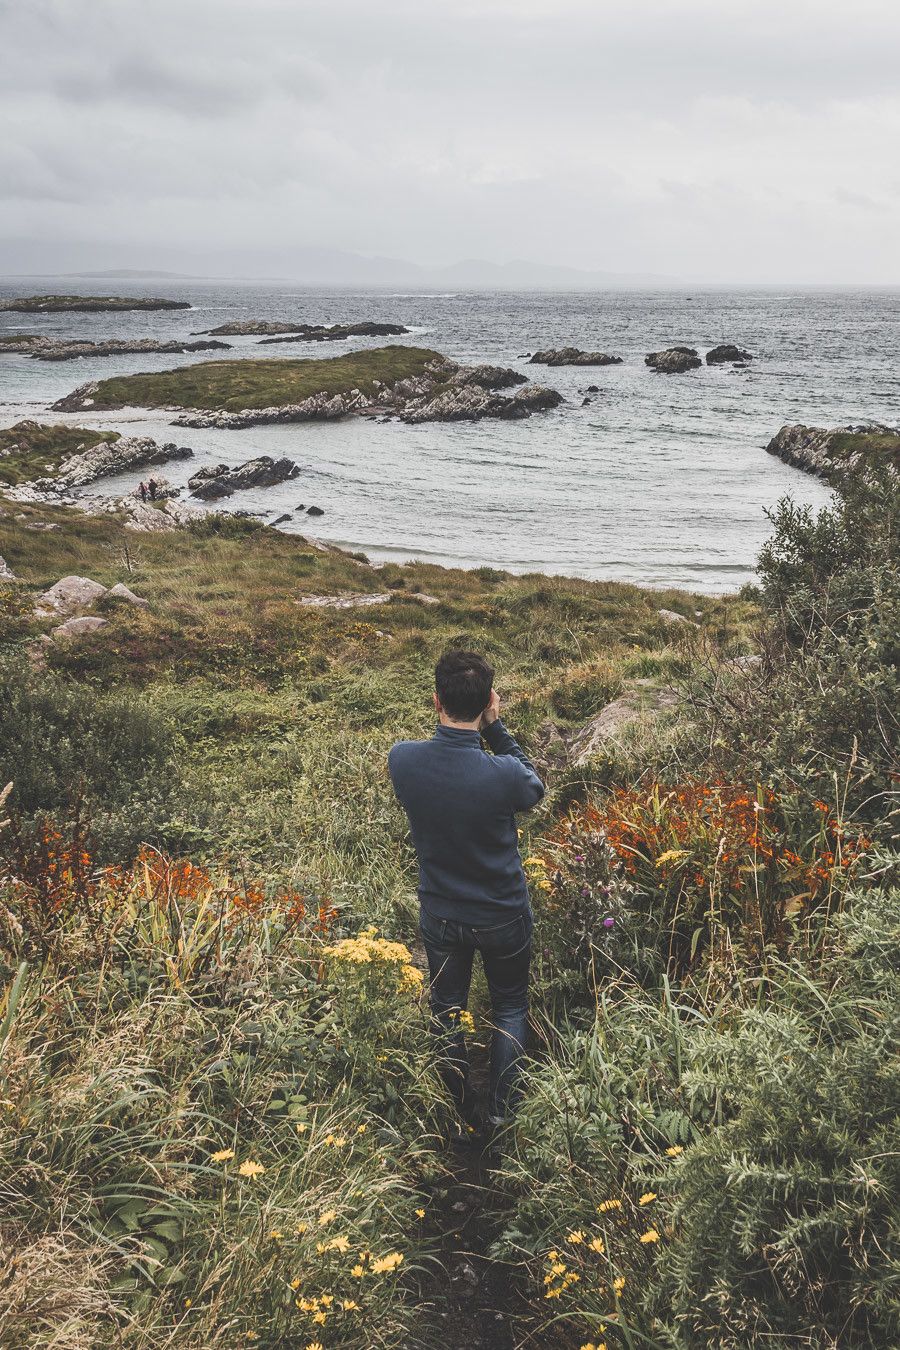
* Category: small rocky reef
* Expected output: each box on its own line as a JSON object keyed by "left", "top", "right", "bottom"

{"left": 259, "top": 322, "right": 410, "bottom": 344}
{"left": 0, "top": 421, "right": 119, "bottom": 488}
{"left": 765, "top": 423, "right": 900, "bottom": 480}
{"left": 187, "top": 457, "right": 301, "bottom": 500}
{"left": 706, "top": 344, "right": 752, "bottom": 365}
{"left": 645, "top": 346, "right": 702, "bottom": 374}
{"left": 528, "top": 348, "right": 623, "bottom": 367}
{"left": 0, "top": 335, "right": 229, "bottom": 362}
{"left": 0, "top": 295, "right": 190, "bottom": 312}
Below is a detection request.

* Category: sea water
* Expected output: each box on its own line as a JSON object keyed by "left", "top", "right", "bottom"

{"left": 1, "top": 281, "right": 896, "bottom": 593}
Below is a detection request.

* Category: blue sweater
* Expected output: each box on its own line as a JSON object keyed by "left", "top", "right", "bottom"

{"left": 388, "top": 719, "right": 544, "bottom": 924}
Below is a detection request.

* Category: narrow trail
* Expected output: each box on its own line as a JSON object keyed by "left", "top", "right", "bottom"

{"left": 410, "top": 1041, "right": 522, "bottom": 1350}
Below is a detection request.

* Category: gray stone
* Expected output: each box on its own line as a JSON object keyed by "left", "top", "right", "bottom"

{"left": 706, "top": 344, "right": 752, "bottom": 364}
{"left": 187, "top": 455, "right": 301, "bottom": 499}
{"left": 529, "top": 347, "right": 622, "bottom": 366}
{"left": 36, "top": 574, "right": 107, "bottom": 616}
{"left": 51, "top": 615, "right": 109, "bottom": 640}
{"left": 657, "top": 607, "right": 696, "bottom": 625}
{"left": 0, "top": 554, "right": 16, "bottom": 581}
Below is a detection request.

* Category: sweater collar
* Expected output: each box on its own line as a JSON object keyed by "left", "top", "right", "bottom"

{"left": 433, "top": 722, "right": 482, "bottom": 745}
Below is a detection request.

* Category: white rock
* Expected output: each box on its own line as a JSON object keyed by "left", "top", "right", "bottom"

{"left": 36, "top": 574, "right": 107, "bottom": 616}
{"left": 0, "top": 554, "right": 15, "bottom": 581}
{"left": 51, "top": 615, "right": 109, "bottom": 640}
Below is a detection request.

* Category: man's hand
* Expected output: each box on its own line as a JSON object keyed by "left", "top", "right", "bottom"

{"left": 481, "top": 688, "right": 501, "bottom": 727}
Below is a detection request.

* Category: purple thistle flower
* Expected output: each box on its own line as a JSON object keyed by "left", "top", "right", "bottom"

{"left": 603, "top": 916, "right": 615, "bottom": 928}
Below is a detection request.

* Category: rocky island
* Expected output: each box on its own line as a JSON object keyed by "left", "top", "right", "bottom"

{"left": 0, "top": 295, "right": 191, "bottom": 312}
{"left": 645, "top": 346, "right": 702, "bottom": 373}
{"left": 187, "top": 456, "right": 301, "bottom": 499}
{"left": 765, "top": 423, "right": 900, "bottom": 479}
{"left": 0, "top": 335, "right": 230, "bottom": 361}
{"left": 52, "top": 346, "right": 564, "bottom": 426}
{"left": 706, "top": 344, "right": 753, "bottom": 364}
{"left": 528, "top": 348, "right": 623, "bottom": 367}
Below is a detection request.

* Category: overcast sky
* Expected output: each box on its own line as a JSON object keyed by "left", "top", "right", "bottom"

{"left": 1, "top": 0, "right": 898, "bottom": 283}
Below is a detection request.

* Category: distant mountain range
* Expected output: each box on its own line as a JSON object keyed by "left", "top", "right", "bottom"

{"left": 1, "top": 242, "right": 675, "bottom": 290}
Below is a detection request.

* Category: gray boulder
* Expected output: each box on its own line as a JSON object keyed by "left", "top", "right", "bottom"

{"left": 35, "top": 436, "right": 194, "bottom": 491}
{"left": 0, "top": 554, "right": 16, "bottom": 581}
{"left": 645, "top": 346, "right": 702, "bottom": 374}
{"left": 36, "top": 574, "right": 107, "bottom": 616}
{"left": 447, "top": 365, "right": 527, "bottom": 389}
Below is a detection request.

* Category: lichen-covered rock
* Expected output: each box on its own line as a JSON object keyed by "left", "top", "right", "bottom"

{"left": 645, "top": 346, "right": 702, "bottom": 374}
{"left": 187, "top": 456, "right": 301, "bottom": 499}
{"left": 36, "top": 575, "right": 107, "bottom": 616}
{"left": 706, "top": 344, "right": 753, "bottom": 365}
{"left": 529, "top": 348, "right": 622, "bottom": 367}
{"left": 765, "top": 423, "right": 900, "bottom": 479}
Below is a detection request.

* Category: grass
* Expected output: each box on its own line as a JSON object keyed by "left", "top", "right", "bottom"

{"left": 56, "top": 344, "right": 447, "bottom": 412}
{"left": 0, "top": 421, "right": 119, "bottom": 487}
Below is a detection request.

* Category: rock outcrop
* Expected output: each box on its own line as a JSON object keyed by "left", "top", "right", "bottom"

{"left": 765, "top": 423, "right": 900, "bottom": 480}
{"left": 31, "top": 437, "right": 194, "bottom": 491}
{"left": 106, "top": 582, "right": 150, "bottom": 608}
{"left": 187, "top": 456, "right": 301, "bottom": 499}
{"left": 0, "top": 554, "right": 16, "bottom": 581}
{"left": 565, "top": 681, "right": 680, "bottom": 765}
{"left": 645, "top": 346, "right": 702, "bottom": 374}
{"left": 193, "top": 321, "right": 311, "bottom": 337}
{"left": 258, "top": 321, "right": 410, "bottom": 344}
{"left": 0, "top": 336, "right": 229, "bottom": 361}
{"left": 706, "top": 344, "right": 752, "bottom": 365}
{"left": 171, "top": 358, "right": 562, "bottom": 429}
{"left": 529, "top": 348, "right": 622, "bottom": 367}
{"left": 0, "top": 295, "right": 190, "bottom": 312}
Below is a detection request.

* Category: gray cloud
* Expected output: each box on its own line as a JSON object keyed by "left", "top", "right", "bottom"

{"left": 0, "top": 0, "right": 898, "bottom": 282}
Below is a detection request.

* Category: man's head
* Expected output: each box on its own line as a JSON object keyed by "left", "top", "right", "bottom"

{"left": 434, "top": 649, "right": 494, "bottom": 724}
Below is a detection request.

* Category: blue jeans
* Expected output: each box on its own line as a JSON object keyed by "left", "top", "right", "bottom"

{"left": 419, "top": 906, "right": 532, "bottom": 1124}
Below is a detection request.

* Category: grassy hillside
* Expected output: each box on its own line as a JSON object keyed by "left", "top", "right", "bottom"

{"left": 1, "top": 463, "right": 897, "bottom": 1348}
{"left": 55, "top": 345, "right": 445, "bottom": 412}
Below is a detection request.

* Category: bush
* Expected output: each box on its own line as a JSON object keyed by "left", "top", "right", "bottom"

{"left": 494, "top": 874, "right": 900, "bottom": 1349}
{"left": 0, "top": 659, "right": 181, "bottom": 860}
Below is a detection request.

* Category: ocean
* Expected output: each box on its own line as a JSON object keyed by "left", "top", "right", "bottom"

{"left": 2, "top": 280, "right": 896, "bottom": 593}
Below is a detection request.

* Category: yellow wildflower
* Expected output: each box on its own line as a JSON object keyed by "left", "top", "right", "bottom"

{"left": 588, "top": 1236, "right": 605, "bottom": 1254}
{"left": 639, "top": 1229, "right": 660, "bottom": 1244}
{"left": 295, "top": 1222, "right": 308, "bottom": 1235}
{"left": 370, "top": 1251, "right": 404, "bottom": 1274}
{"left": 305, "top": 1343, "right": 323, "bottom": 1350}
{"left": 312, "top": 1310, "right": 327, "bottom": 1325}
{"left": 269, "top": 1230, "right": 283, "bottom": 1240}
{"left": 567, "top": 1229, "right": 585, "bottom": 1245}
{"left": 665, "top": 1145, "right": 684, "bottom": 1156}
{"left": 415, "top": 1208, "right": 426, "bottom": 1219}
{"left": 458, "top": 1010, "right": 476, "bottom": 1033}
{"left": 245, "top": 1334, "right": 258, "bottom": 1343}
{"left": 290, "top": 1277, "right": 301, "bottom": 1290}
{"left": 319, "top": 1294, "right": 334, "bottom": 1307}
{"left": 341, "top": 1299, "right": 359, "bottom": 1311}
{"left": 318, "top": 1209, "right": 337, "bottom": 1225}
{"left": 356, "top": 1123, "right": 367, "bottom": 1134}
{"left": 297, "top": 1298, "right": 318, "bottom": 1312}
{"left": 544, "top": 1287, "right": 562, "bottom": 1299}
{"left": 237, "top": 1160, "right": 265, "bottom": 1178}
{"left": 296, "top": 1122, "right": 309, "bottom": 1134}
{"left": 210, "top": 1147, "right": 234, "bottom": 1162}
{"left": 597, "top": 1199, "right": 622, "bottom": 1213}
{"left": 613, "top": 1276, "right": 626, "bottom": 1293}
{"left": 639, "top": 1192, "right": 657, "bottom": 1205}
{"left": 351, "top": 1264, "right": 365, "bottom": 1278}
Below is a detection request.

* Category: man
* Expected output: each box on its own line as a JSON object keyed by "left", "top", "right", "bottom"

{"left": 388, "top": 650, "right": 544, "bottom": 1131}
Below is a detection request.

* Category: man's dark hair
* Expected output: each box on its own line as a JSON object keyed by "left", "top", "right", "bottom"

{"left": 435, "top": 650, "right": 494, "bottom": 721}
